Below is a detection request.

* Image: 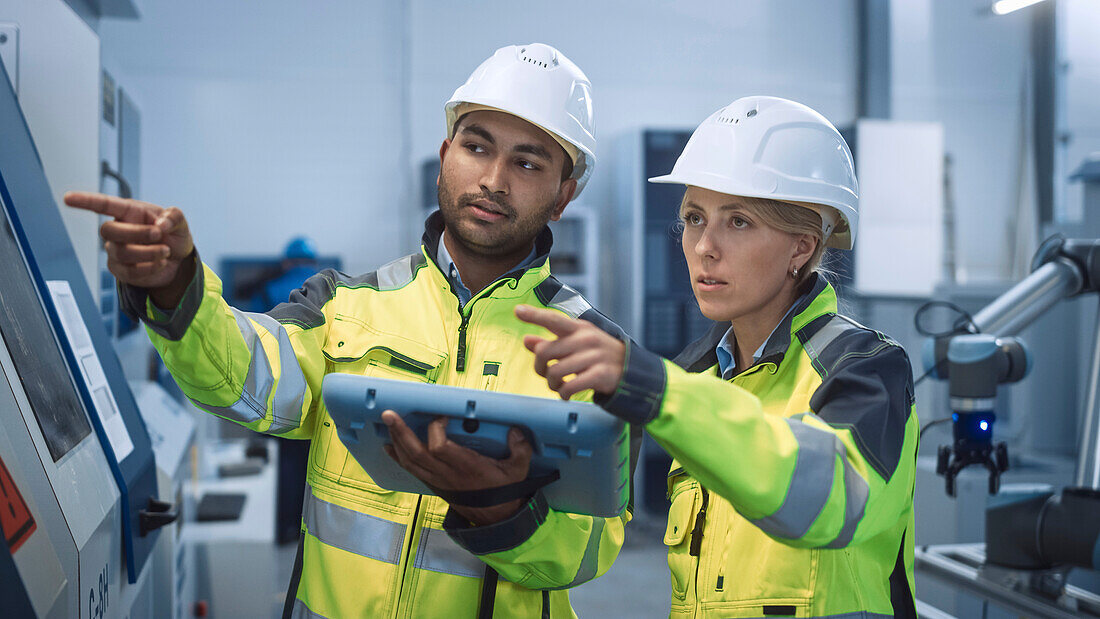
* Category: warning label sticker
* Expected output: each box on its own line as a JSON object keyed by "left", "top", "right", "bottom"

{"left": 0, "top": 455, "right": 36, "bottom": 553}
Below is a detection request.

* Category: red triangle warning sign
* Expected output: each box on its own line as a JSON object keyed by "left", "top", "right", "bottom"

{"left": 0, "top": 455, "right": 36, "bottom": 553}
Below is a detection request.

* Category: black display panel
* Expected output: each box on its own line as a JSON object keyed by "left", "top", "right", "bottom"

{"left": 0, "top": 203, "right": 91, "bottom": 461}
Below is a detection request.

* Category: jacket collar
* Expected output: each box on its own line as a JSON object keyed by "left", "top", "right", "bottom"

{"left": 420, "top": 209, "right": 555, "bottom": 295}
{"left": 672, "top": 273, "right": 835, "bottom": 373}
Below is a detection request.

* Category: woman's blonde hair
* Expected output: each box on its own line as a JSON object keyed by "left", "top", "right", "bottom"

{"left": 726, "top": 196, "right": 830, "bottom": 286}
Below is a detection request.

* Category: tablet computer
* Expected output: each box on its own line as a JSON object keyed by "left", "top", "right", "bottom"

{"left": 322, "top": 373, "right": 629, "bottom": 517}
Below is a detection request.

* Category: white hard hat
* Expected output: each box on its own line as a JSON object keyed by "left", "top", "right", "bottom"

{"left": 649, "top": 96, "right": 858, "bottom": 249}
{"left": 446, "top": 43, "right": 596, "bottom": 198}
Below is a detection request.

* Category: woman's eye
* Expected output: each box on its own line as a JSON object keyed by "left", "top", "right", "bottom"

{"left": 685, "top": 213, "right": 703, "bottom": 226}
{"left": 731, "top": 216, "right": 747, "bottom": 228}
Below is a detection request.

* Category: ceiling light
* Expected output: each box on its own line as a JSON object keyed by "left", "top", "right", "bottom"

{"left": 992, "top": 0, "right": 1048, "bottom": 15}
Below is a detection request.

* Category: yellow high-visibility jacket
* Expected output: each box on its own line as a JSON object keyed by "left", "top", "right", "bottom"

{"left": 597, "top": 275, "right": 917, "bottom": 618}
{"left": 122, "top": 213, "right": 636, "bottom": 618}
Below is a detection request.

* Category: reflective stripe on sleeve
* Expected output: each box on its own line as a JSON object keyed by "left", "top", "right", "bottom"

{"left": 748, "top": 416, "right": 869, "bottom": 546}
{"left": 825, "top": 459, "right": 871, "bottom": 549}
{"left": 543, "top": 517, "right": 605, "bottom": 590}
{"left": 246, "top": 311, "right": 308, "bottom": 432}
{"left": 186, "top": 309, "right": 308, "bottom": 430}
{"left": 302, "top": 488, "right": 405, "bottom": 564}
{"left": 744, "top": 613, "right": 894, "bottom": 619}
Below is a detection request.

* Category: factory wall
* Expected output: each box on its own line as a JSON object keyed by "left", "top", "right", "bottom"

{"left": 99, "top": 1, "right": 410, "bottom": 277}
{"left": 95, "top": 0, "right": 1093, "bottom": 295}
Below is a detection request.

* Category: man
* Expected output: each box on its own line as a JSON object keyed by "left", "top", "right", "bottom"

{"left": 66, "top": 43, "right": 637, "bottom": 618}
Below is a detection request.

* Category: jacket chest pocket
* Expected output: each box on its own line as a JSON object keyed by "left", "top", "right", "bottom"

{"left": 311, "top": 315, "right": 448, "bottom": 497}
{"left": 665, "top": 469, "right": 698, "bottom": 601}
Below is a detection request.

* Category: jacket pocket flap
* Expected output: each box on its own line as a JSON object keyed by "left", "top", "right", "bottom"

{"left": 664, "top": 488, "right": 697, "bottom": 546}
{"left": 323, "top": 314, "right": 447, "bottom": 373}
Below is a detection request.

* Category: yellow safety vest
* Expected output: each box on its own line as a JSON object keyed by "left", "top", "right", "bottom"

{"left": 125, "top": 215, "right": 634, "bottom": 618}
{"left": 596, "top": 275, "right": 918, "bottom": 618}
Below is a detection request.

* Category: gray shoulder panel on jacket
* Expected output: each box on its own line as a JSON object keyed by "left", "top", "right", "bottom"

{"left": 266, "top": 254, "right": 427, "bottom": 329}
{"left": 796, "top": 314, "right": 915, "bottom": 481}
{"left": 534, "top": 276, "right": 625, "bottom": 339}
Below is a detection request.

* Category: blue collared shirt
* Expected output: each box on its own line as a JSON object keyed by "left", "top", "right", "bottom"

{"left": 715, "top": 301, "right": 800, "bottom": 380}
{"left": 436, "top": 232, "right": 538, "bottom": 309}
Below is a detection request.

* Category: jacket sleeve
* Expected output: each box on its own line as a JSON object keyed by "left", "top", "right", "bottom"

{"left": 441, "top": 422, "right": 642, "bottom": 589}
{"left": 120, "top": 254, "right": 334, "bottom": 440}
{"left": 599, "top": 338, "right": 918, "bottom": 550}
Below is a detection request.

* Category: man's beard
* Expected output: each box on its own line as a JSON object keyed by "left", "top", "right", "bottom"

{"left": 437, "top": 177, "right": 557, "bottom": 258}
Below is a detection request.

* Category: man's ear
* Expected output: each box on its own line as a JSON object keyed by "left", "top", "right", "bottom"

{"left": 437, "top": 139, "right": 452, "bottom": 185}
{"left": 548, "top": 178, "right": 577, "bottom": 222}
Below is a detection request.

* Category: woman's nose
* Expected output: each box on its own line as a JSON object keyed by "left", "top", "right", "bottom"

{"left": 694, "top": 225, "right": 719, "bottom": 260}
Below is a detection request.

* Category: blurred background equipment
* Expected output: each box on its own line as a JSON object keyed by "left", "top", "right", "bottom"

{"left": 0, "top": 47, "right": 177, "bottom": 616}
{"left": 2, "top": 0, "right": 1100, "bottom": 616}
{"left": 913, "top": 197, "right": 1100, "bottom": 616}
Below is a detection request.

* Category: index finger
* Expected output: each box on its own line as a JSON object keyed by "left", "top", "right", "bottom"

{"left": 63, "top": 191, "right": 159, "bottom": 223}
{"left": 382, "top": 410, "right": 429, "bottom": 458}
{"left": 514, "top": 305, "right": 579, "bottom": 337}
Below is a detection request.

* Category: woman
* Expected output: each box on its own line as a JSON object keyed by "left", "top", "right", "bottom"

{"left": 516, "top": 96, "right": 918, "bottom": 618}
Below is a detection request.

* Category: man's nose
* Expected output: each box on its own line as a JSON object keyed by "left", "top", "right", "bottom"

{"left": 480, "top": 157, "right": 509, "bottom": 195}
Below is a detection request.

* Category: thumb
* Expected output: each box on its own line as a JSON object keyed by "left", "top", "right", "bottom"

{"left": 523, "top": 334, "right": 545, "bottom": 353}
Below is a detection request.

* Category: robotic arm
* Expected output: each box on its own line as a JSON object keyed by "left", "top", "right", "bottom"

{"left": 923, "top": 236, "right": 1100, "bottom": 496}
{"left": 925, "top": 333, "right": 1028, "bottom": 495}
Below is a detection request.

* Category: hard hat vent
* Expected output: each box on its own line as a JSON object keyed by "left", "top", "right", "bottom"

{"left": 714, "top": 104, "right": 759, "bottom": 126}
{"left": 518, "top": 45, "right": 558, "bottom": 69}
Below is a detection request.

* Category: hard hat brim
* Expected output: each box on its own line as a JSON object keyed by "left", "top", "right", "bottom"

{"left": 647, "top": 173, "right": 854, "bottom": 250}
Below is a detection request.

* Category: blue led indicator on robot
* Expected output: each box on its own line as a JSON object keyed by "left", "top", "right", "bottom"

{"left": 979, "top": 420, "right": 989, "bottom": 432}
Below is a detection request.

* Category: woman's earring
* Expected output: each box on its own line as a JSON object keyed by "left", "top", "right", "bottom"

{"left": 791, "top": 267, "right": 799, "bottom": 279}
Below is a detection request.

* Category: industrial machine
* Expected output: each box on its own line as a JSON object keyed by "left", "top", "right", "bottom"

{"left": 917, "top": 234, "right": 1100, "bottom": 617}
{"left": 0, "top": 56, "right": 182, "bottom": 616}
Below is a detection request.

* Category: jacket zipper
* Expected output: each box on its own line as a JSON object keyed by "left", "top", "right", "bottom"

{"left": 395, "top": 494, "right": 424, "bottom": 619}
{"left": 456, "top": 312, "right": 471, "bottom": 372}
{"left": 689, "top": 488, "right": 709, "bottom": 556}
{"left": 453, "top": 277, "right": 517, "bottom": 373}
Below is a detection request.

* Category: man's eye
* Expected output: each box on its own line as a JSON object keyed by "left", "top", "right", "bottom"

{"left": 517, "top": 159, "right": 539, "bottom": 171}
{"left": 464, "top": 143, "right": 486, "bottom": 153}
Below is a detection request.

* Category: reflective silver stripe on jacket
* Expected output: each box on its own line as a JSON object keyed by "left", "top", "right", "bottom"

{"left": 187, "top": 309, "right": 308, "bottom": 431}
{"left": 545, "top": 284, "right": 591, "bottom": 318}
{"left": 741, "top": 613, "right": 893, "bottom": 619}
{"left": 302, "top": 488, "right": 405, "bottom": 564}
{"left": 749, "top": 415, "right": 869, "bottom": 546}
{"left": 801, "top": 315, "right": 853, "bottom": 376}
{"left": 544, "top": 517, "right": 605, "bottom": 590}
{"left": 377, "top": 254, "right": 420, "bottom": 290}
{"left": 289, "top": 599, "right": 327, "bottom": 619}
{"left": 413, "top": 527, "right": 486, "bottom": 578}
{"left": 247, "top": 311, "right": 308, "bottom": 432}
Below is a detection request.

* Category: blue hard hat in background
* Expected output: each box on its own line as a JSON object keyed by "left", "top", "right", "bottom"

{"left": 284, "top": 236, "right": 318, "bottom": 260}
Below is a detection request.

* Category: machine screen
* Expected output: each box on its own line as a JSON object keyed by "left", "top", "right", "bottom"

{"left": 0, "top": 208, "right": 91, "bottom": 461}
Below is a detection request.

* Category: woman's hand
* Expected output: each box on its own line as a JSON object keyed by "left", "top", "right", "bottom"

{"left": 514, "top": 305, "right": 625, "bottom": 400}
